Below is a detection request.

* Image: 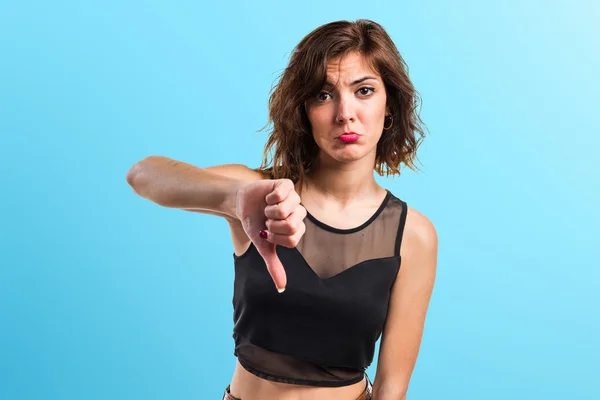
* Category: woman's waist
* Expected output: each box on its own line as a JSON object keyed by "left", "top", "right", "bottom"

{"left": 229, "top": 360, "right": 370, "bottom": 400}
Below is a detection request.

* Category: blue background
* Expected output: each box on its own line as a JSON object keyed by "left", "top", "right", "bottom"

{"left": 1, "top": 1, "right": 598, "bottom": 399}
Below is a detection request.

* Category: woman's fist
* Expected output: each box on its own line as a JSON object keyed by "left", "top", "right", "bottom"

{"left": 235, "top": 179, "right": 306, "bottom": 292}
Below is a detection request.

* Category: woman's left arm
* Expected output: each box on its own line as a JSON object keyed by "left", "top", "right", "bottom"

{"left": 372, "top": 207, "right": 438, "bottom": 400}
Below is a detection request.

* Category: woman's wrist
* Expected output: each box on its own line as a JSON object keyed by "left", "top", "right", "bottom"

{"left": 224, "top": 179, "right": 250, "bottom": 220}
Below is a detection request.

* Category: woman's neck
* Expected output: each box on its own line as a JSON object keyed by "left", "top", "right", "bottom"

{"left": 298, "top": 157, "right": 385, "bottom": 211}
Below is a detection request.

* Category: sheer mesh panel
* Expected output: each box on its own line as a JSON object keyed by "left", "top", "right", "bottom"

{"left": 296, "top": 192, "right": 403, "bottom": 280}
{"left": 235, "top": 335, "right": 363, "bottom": 386}
{"left": 235, "top": 192, "right": 406, "bottom": 386}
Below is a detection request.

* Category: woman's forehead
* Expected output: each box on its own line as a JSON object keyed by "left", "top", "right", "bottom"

{"left": 325, "top": 52, "right": 381, "bottom": 85}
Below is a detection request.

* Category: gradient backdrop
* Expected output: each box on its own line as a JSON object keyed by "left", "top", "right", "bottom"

{"left": 1, "top": 0, "right": 598, "bottom": 399}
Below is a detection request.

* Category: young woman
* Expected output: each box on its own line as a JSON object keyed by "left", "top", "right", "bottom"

{"left": 127, "top": 19, "right": 438, "bottom": 400}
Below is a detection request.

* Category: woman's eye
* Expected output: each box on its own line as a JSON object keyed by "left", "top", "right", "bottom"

{"left": 317, "top": 91, "right": 331, "bottom": 101}
{"left": 358, "top": 87, "right": 375, "bottom": 96}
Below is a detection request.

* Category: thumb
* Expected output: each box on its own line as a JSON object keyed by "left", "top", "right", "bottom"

{"left": 254, "top": 237, "right": 287, "bottom": 293}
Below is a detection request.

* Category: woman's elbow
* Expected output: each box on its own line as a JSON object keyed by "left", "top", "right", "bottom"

{"left": 126, "top": 156, "right": 177, "bottom": 206}
{"left": 126, "top": 162, "right": 144, "bottom": 192}
{"left": 126, "top": 156, "right": 159, "bottom": 196}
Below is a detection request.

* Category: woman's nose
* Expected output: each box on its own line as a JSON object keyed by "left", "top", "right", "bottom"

{"left": 336, "top": 97, "right": 355, "bottom": 124}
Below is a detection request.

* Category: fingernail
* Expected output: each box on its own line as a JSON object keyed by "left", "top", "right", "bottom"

{"left": 259, "top": 230, "right": 268, "bottom": 239}
{"left": 277, "top": 287, "right": 286, "bottom": 293}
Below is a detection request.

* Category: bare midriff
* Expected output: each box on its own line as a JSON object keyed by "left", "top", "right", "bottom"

{"left": 228, "top": 360, "right": 367, "bottom": 400}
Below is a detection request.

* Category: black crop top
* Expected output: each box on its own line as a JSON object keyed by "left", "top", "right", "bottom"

{"left": 231, "top": 190, "right": 407, "bottom": 387}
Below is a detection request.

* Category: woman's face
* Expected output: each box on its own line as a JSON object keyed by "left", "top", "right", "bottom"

{"left": 305, "top": 51, "right": 388, "bottom": 166}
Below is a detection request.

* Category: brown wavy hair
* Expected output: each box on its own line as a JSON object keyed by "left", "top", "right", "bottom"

{"left": 255, "top": 19, "right": 426, "bottom": 187}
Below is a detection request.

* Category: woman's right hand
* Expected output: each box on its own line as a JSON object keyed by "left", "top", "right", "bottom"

{"left": 235, "top": 179, "right": 307, "bottom": 293}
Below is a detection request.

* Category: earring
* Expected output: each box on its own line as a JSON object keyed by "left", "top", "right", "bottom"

{"left": 383, "top": 115, "right": 393, "bottom": 130}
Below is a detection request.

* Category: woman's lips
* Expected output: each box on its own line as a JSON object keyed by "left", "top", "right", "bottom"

{"left": 337, "top": 132, "right": 360, "bottom": 143}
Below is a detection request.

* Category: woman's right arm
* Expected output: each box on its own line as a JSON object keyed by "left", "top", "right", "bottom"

{"left": 126, "top": 155, "right": 303, "bottom": 292}
{"left": 125, "top": 155, "right": 264, "bottom": 221}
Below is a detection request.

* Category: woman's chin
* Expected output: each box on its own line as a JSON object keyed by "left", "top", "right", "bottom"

{"left": 328, "top": 148, "right": 373, "bottom": 164}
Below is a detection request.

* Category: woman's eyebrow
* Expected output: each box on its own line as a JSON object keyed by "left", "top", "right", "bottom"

{"left": 324, "top": 75, "right": 379, "bottom": 88}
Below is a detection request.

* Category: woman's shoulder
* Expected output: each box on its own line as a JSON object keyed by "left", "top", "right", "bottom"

{"left": 385, "top": 192, "right": 435, "bottom": 233}
{"left": 402, "top": 204, "right": 438, "bottom": 257}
